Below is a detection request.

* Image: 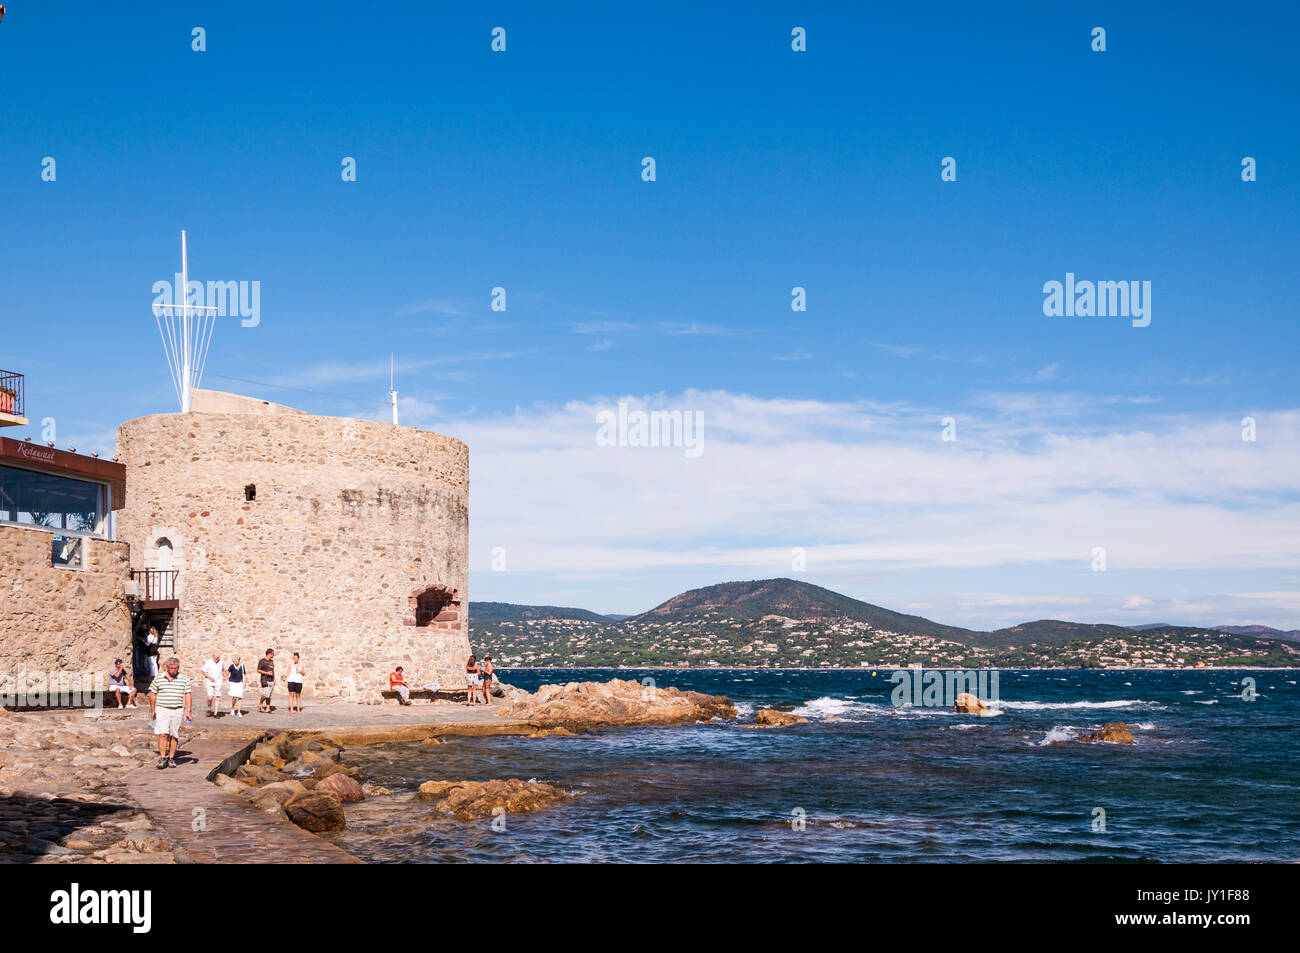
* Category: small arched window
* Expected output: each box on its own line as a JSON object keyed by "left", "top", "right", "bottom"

{"left": 244, "top": 484, "right": 256, "bottom": 501}
{"left": 155, "top": 537, "right": 174, "bottom": 571}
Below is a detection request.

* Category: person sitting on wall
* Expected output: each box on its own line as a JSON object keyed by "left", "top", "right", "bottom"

{"left": 389, "top": 666, "right": 411, "bottom": 705}
{"left": 107, "top": 659, "right": 138, "bottom": 709}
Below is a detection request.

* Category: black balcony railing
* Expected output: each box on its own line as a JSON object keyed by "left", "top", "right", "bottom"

{"left": 0, "top": 370, "right": 23, "bottom": 418}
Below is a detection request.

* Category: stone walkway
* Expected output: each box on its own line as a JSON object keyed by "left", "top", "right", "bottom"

{"left": 199, "top": 696, "right": 526, "bottom": 739}
{"left": 121, "top": 699, "right": 531, "bottom": 863}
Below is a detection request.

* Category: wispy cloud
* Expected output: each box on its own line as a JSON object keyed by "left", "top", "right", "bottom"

{"left": 447, "top": 391, "right": 1300, "bottom": 626}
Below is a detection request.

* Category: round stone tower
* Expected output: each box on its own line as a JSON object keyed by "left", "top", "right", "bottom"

{"left": 115, "top": 389, "right": 469, "bottom": 700}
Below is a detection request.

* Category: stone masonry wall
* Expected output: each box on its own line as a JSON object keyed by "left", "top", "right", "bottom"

{"left": 0, "top": 523, "right": 133, "bottom": 686}
{"left": 114, "top": 400, "right": 470, "bottom": 701}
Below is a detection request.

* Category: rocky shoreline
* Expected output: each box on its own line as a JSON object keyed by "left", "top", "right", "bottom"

{"left": 1, "top": 678, "right": 737, "bottom": 862}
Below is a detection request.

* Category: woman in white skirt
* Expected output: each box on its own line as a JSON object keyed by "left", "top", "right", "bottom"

{"left": 226, "top": 655, "right": 246, "bottom": 717}
{"left": 465, "top": 654, "right": 481, "bottom": 705}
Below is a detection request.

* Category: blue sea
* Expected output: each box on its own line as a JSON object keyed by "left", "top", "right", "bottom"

{"left": 325, "top": 668, "right": 1300, "bottom": 863}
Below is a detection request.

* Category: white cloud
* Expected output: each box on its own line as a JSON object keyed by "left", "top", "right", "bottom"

{"left": 437, "top": 392, "right": 1300, "bottom": 624}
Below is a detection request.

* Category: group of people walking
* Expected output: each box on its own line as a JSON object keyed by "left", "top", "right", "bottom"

{"left": 199, "top": 648, "right": 306, "bottom": 716}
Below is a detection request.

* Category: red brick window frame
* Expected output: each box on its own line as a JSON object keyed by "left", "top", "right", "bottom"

{"left": 408, "top": 585, "right": 460, "bottom": 629}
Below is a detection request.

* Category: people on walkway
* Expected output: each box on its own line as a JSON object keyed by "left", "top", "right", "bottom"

{"left": 201, "top": 651, "right": 224, "bottom": 717}
{"left": 107, "top": 659, "right": 138, "bottom": 709}
{"left": 286, "top": 652, "right": 304, "bottom": 713}
{"left": 389, "top": 666, "right": 411, "bottom": 705}
{"left": 465, "top": 654, "right": 480, "bottom": 705}
{"left": 227, "top": 656, "right": 246, "bottom": 717}
{"left": 479, "top": 655, "right": 495, "bottom": 705}
{"left": 256, "top": 648, "right": 275, "bottom": 713}
{"left": 149, "top": 656, "right": 191, "bottom": 769}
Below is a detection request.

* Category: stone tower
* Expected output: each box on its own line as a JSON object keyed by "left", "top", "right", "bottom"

{"left": 115, "top": 389, "right": 469, "bottom": 700}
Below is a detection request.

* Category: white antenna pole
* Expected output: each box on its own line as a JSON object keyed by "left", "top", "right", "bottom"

{"left": 180, "top": 231, "right": 191, "bottom": 412}
{"left": 389, "top": 353, "right": 399, "bottom": 425}
{"left": 152, "top": 230, "right": 218, "bottom": 413}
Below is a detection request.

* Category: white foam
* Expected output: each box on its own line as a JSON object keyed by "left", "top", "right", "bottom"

{"left": 1194, "top": 699, "right": 1219, "bottom": 705}
{"left": 788, "top": 695, "right": 958, "bottom": 721}
{"left": 991, "top": 699, "right": 1154, "bottom": 711}
{"left": 1037, "top": 726, "right": 1082, "bottom": 745}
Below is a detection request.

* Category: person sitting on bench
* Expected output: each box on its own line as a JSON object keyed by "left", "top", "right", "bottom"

{"left": 389, "top": 666, "right": 411, "bottom": 705}
{"left": 107, "top": 659, "right": 138, "bottom": 709}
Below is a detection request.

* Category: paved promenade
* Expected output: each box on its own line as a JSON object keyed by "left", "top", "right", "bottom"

{"left": 121, "top": 698, "right": 531, "bottom": 863}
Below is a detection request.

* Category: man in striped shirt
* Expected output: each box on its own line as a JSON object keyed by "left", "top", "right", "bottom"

{"left": 149, "top": 656, "right": 192, "bottom": 769}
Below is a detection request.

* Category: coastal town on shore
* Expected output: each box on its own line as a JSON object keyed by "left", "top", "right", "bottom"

{"left": 474, "top": 614, "right": 1300, "bottom": 670}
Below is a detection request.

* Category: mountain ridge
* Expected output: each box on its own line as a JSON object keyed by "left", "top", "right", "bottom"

{"left": 472, "top": 578, "right": 1297, "bottom": 648}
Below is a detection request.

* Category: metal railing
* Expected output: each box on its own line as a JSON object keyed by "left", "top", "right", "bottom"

{"left": 130, "top": 568, "right": 178, "bottom": 602}
{"left": 0, "top": 370, "right": 23, "bottom": 418}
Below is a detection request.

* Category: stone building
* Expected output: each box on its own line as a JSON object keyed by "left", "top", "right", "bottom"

{"left": 114, "top": 389, "right": 470, "bottom": 700}
{"left": 0, "top": 426, "right": 132, "bottom": 691}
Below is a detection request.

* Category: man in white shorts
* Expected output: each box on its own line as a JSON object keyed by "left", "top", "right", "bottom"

{"left": 149, "top": 657, "right": 192, "bottom": 769}
{"left": 201, "top": 651, "right": 224, "bottom": 717}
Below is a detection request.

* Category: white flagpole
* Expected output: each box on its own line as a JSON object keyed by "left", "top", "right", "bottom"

{"left": 180, "top": 230, "right": 191, "bottom": 413}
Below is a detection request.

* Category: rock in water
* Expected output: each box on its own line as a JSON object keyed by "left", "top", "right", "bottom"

{"left": 283, "top": 791, "right": 346, "bottom": 832}
{"left": 755, "top": 709, "right": 808, "bottom": 727}
{"left": 414, "top": 778, "right": 568, "bottom": 820}
{"left": 315, "top": 772, "right": 365, "bottom": 802}
{"left": 1083, "top": 722, "right": 1136, "bottom": 745}
{"left": 496, "top": 678, "right": 735, "bottom": 730}
{"left": 954, "top": 692, "right": 988, "bottom": 714}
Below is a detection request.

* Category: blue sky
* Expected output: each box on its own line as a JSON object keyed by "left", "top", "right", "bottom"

{"left": 2, "top": 2, "right": 1297, "bottom": 627}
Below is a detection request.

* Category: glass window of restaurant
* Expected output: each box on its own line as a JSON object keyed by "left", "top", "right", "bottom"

{"left": 0, "top": 464, "right": 108, "bottom": 537}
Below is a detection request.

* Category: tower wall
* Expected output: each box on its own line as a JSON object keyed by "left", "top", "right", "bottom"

{"left": 115, "top": 394, "right": 469, "bottom": 700}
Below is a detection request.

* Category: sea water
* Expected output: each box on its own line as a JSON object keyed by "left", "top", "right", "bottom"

{"left": 324, "top": 668, "right": 1299, "bottom": 863}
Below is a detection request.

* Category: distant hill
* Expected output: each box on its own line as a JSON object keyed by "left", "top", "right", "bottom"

{"left": 630, "top": 578, "right": 974, "bottom": 641}
{"left": 471, "top": 579, "right": 1299, "bottom": 668}
{"left": 1214, "top": 625, "right": 1300, "bottom": 643}
{"left": 470, "top": 602, "right": 612, "bottom": 625}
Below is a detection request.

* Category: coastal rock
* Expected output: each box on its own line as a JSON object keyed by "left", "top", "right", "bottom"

{"left": 235, "top": 762, "right": 290, "bottom": 784}
{"left": 496, "top": 678, "right": 735, "bottom": 730}
{"left": 755, "top": 709, "right": 808, "bottom": 727}
{"left": 255, "top": 797, "right": 289, "bottom": 820}
{"left": 1083, "top": 722, "right": 1136, "bottom": 745}
{"left": 255, "top": 781, "right": 307, "bottom": 805}
{"left": 414, "top": 778, "right": 568, "bottom": 820}
{"left": 314, "top": 772, "right": 365, "bottom": 802}
{"left": 313, "top": 762, "right": 362, "bottom": 781}
{"left": 283, "top": 791, "right": 346, "bottom": 832}
{"left": 954, "top": 693, "right": 988, "bottom": 714}
{"left": 213, "top": 773, "right": 253, "bottom": 796}
{"left": 247, "top": 744, "right": 285, "bottom": 767}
